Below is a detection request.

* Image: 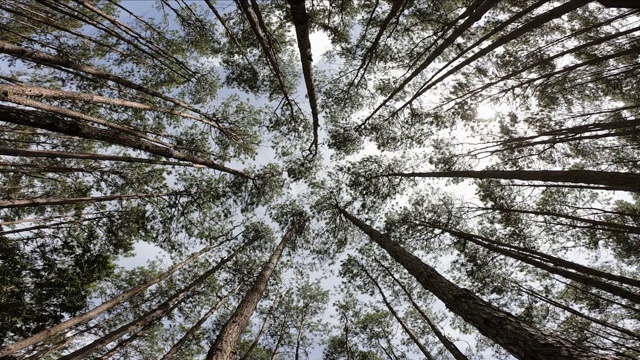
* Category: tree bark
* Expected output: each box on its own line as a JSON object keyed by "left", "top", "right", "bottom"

{"left": 206, "top": 220, "right": 304, "bottom": 360}
{"left": 376, "top": 259, "right": 469, "bottom": 360}
{"left": 0, "top": 243, "right": 220, "bottom": 357}
{"left": 354, "top": 259, "right": 436, "bottom": 360}
{"left": 57, "top": 236, "right": 255, "bottom": 360}
{"left": 338, "top": 206, "right": 614, "bottom": 360}
{"left": 0, "top": 105, "right": 251, "bottom": 178}
{"left": 1, "top": 91, "right": 173, "bottom": 148}
{"left": 378, "top": 169, "right": 640, "bottom": 193}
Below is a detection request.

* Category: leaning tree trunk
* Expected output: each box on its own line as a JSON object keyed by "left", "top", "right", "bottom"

{"left": 338, "top": 206, "right": 614, "bottom": 360}
{"left": 355, "top": 259, "right": 436, "bottom": 360}
{"left": 0, "top": 241, "right": 223, "bottom": 357}
{"left": 0, "top": 192, "right": 183, "bottom": 209}
{"left": 240, "top": 292, "right": 280, "bottom": 360}
{"left": 0, "top": 147, "right": 195, "bottom": 167}
{"left": 375, "top": 259, "right": 469, "bottom": 360}
{"left": 58, "top": 236, "right": 256, "bottom": 360}
{"left": 0, "top": 105, "right": 251, "bottom": 178}
{"left": 429, "top": 224, "right": 640, "bottom": 303}
{"left": 287, "top": 0, "right": 320, "bottom": 156}
{"left": 206, "top": 220, "right": 305, "bottom": 360}
{"left": 378, "top": 169, "right": 640, "bottom": 193}
{"left": 161, "top": 286, "right": 239, "bottom": 360}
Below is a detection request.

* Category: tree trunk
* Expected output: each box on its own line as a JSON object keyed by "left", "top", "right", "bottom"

{"left": 161, "top": 286, "right": 239, "bottom": 360}
{"left": 57, "top": 236, "right": 256, "bottom": 360}
{"left": 206, "top": 220, "right": 304, "bottom": 360}
{"left": 0, "top": 105, "right": 250, "bottom": 178}
{"left": 0, "top": 216, "right": 103, "bottom": 236}
{"left": 0, "top": 242, "right": 220, "bottom": 357}
{"left": 287, "top": 0, "right": 319, "bottom": 156}
{"left": 0, "top": 83, "right": 217, "bottom": 125}
{"left": 0, "top": 192, "right": 182, "bottom": 209}
{"left": 480, "top": 206, "right": 640, "bottom": 235}
{"left": 0, "top": 147, "right": 194, "bottom": 167}
{"left": 270, "top": 328, "right": 285, "bottom": 360}
{"left": 0, "top": 40, "right": 229, "bottom": 132}
{"left": 379, "top": 169, "right": 640, "bottom": 193}
{"left": 96, "top": 330, "right": 144, "bottom": 360}
{"left": 376, "top": 259, "right": 469, "bottom": 360}
{"left": 338, "top": 206, "right": 614, "bottom": 360}
{"left": 294, "top": 309, "right": 306, "bottom": 360}
{"left": 517, "top": 285, "right": 640, "bottom": 341}
{"left": 357, "top": 0, "right": 497, "bottom": 130}
{"left": 1, "top": 92, "right": 172, "bottom": 148}
{"left": 428, "top": 223, "right": 640, "bottom": 301}
{"left": 236, "top": 0, "right": 296, "bottom": 117}
{"left": 393, "top": 0, "right": 591, "bottom": 120}
{"left": 240, "top": 292, "right": 280, "bottom": 360}
{"left": 354, "top": 259, "right": 436, "bottom": 360}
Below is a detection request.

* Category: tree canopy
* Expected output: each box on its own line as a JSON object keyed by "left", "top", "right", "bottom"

{"left": 1, "top": 0, "right": 639, "bottom": 359}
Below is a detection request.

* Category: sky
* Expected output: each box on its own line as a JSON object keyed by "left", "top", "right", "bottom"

{"left": 107, "top": 2, "right": 490, "bottom": 359}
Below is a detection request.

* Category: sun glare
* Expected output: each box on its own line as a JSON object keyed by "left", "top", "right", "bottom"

{"left": 476, "top": 102, "right": 497, "bottom": 119}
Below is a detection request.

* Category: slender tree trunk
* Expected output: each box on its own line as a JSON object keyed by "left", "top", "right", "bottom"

{"left": 377, "top": 169, "right": 640, "bottom": 193}
{"left": 240, "top": 292, "right": 280, "bottom": 360}
{"left": 236, "top": 0, "right": 295, "bottom": 117}
{"left": 480, "top": 206, "right": 640, "bottom": 235}
{"left": 394, "top": 0, "right": 591, "bottom": 120}
{"left": 517, "top": 285, "right": 640, "bottom": 340}
{"left": 427, "top": 223, "right": 640, "bottom": 301}
{"left": 57, "top": 236, "right": 255, "bottom": 360}
{"left": 354, "top": 259, "right": 436, "bottom": 360}
{"left": 0, "top": 147, "right": 194, "bottom": 167}
{"left": 206, "top": 220, "right": 304, "bottom": 360}
{"left": 0, "top": 212, "right": 111, "bottom": 227}
{"left": 23, "top": 333, "right": 80, "bottom": 360}
{"left": 294, "top": 309, "right": 306, "bottom": 360}
{"left": 0, "top": 83, "right": 214, "bottom": 124}
{"left": 358, "top": 0, "right": 497, "bottom": 130}
{"left": 347, "top": 0, "right": 411, "bottom": 92}
{"left": 0, "top": 192, "right": 182, "bottom": 209}
{"left": 270, "top": 328, "right": 285, "bottom": 360}
{"left": 0, "top": 164, "right": 113, "bottom": 175}
{"left": 0, "top": 40, "right": 226, "bottom": 130}
{"left": 0, "top": 105, "right": 250, "bottom": 178}
{"left": 1, "top": 92, "right": 172, "bottom": 148}
{"left": 287, "top": 0, "right": 319, "bottom": 156}
{"left": 204, "top": 0, "right": 255, "bottom": 69}
{"left": 0, "top": 216, "right": 103, "bottom": 236}
{"left": 376, "top": 259, "right": 469, "bottom": 360}
{"left": 338, "top": 206, "right": 614, "bottom": 360}
{"left": 161, "top": 286, "right": 239, "bottom": 360}
{"left": 0, "top": 242, "right": 222, "bottom": 357}
{"left": 97, "top": 330, "right": 144, "bottom": 360}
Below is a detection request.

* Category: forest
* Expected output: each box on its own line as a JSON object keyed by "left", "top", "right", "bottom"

{"left": 0, "top": 0, "right": 639, "bottom": 359}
